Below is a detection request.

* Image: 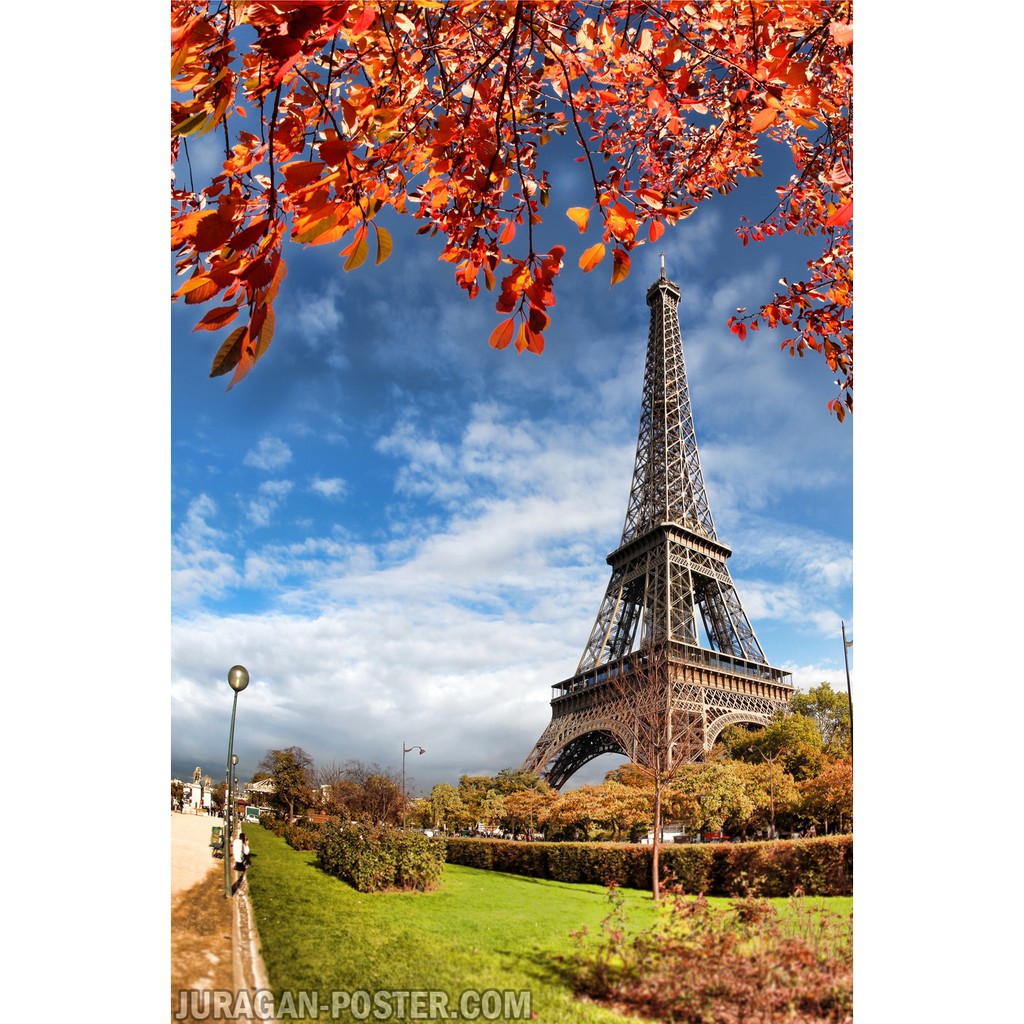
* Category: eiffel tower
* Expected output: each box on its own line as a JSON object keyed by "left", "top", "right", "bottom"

{"left": 522, "top": 262, "right": 793, "bottom": 788}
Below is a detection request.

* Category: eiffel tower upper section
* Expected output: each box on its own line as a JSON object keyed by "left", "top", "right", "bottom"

{"left": 577, "top": 261, "right": 770, "bottom": 673}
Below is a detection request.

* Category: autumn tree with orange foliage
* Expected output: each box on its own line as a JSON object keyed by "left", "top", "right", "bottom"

{"left": 172, "top": 1, "right": 852, "bottom": 417}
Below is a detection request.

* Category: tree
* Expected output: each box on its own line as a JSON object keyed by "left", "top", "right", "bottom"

{"left": 604, "top": 643, "right": 703, "bottom": 898}
{"left": 797, "top": 756, "right": 852, "bottom": 834}
{"left": 501, "top": 787, "right": 558, "bottom": 837}
{"left": 671, "top": 760, "right": 753, "bottom": 836}
{"left": 171, "top": 2, "right": 852, "bottom": 417}
{"left": 257, "top": 745, "right": 316, "bottom": 821}
{"left": 791, "top": 682, "right": 851, "bottom": 757}
{"left": 718, "top": 711, "right": 825, "bottom": 780}
{"left": 427, "top": 782, "right": 469, "bottom": 833}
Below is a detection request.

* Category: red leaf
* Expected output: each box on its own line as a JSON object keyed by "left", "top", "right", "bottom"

{"left": 610, "top": 249, "right": 630, "bottom": 286}
{"left": 825, "top": 199, "right": 853, "bottom": 227}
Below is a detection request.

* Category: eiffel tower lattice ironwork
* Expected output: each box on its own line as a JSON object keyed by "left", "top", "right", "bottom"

{"left": 522, "top": 264, "right": 793, "bottom": 789}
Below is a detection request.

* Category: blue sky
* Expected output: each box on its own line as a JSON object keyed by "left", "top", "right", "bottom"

{"left": 170, "top": 129, "right": 853, "bottom": 795}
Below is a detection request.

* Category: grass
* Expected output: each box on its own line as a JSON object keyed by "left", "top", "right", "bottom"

{"left": 246, "top": 826, "right": 851, "bottom": 1023}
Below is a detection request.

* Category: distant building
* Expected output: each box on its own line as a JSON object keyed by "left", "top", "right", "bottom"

{"left": 181, "top": 766, "right": 214, "bottom": 813}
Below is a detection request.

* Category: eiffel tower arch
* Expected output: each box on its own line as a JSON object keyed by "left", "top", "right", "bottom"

{"left": 522, "top": 265, "right": 793, "bottom": 789}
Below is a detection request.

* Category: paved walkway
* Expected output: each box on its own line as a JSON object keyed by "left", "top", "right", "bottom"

{"left": 171, "top": 812, "right": 274, "bottom": 1022}
{"left": 171, "top": 811, "right": 225, "bottom": 894}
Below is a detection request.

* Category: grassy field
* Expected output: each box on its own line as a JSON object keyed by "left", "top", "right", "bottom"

{"left": 246, "top": 826, "right": 852, "bottom": 1023}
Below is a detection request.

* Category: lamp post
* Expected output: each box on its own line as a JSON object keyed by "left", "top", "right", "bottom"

{"left": 841, "top": 620, "right": 853, "bottom": 762}
{"left": 402, "top": 742, "right": 425, "bottom": 829}
{"left": 224, "top": 664, "right": 249, "bottom": 897}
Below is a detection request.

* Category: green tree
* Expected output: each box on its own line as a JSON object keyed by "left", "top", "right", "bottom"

{"left": 792, "top": 683, "right": 851, "bottom": 757}
{"left": 718, "top": 712, "right": 825, "bottom": 780}
{"left": 731, "top": 760, "right": 800, "bottom": 839}
{"left": 427, "top": 783, "right": 468, "bottom": 833}
{"left": 672, "top": 761, "right": 753, "bottom": 836}
{"left": 257, "top": 746, "right": 316, "bottom": 822}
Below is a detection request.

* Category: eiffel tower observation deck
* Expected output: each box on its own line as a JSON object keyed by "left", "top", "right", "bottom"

{"left": 523, "top": 262, "right": 793, "bottom": 789}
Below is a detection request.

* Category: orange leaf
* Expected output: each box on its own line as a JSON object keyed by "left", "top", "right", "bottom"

{"left": 566, "top": 207, "right": 590, "bottom": 232}
{"left": 193, "top": 304, "right": 240, "bottom": 332}
{"left": 749, "top": 107, "right": 779, "bottom": 133}
{"left": 342, "top": 226, "right": 368, "bottom": 270}
{"left": 281, "top": 160, "right": 325, "bottom": 189}
{"left": 499, "top": 220, "right": 516, "bottom": 245}
{"left": 579, "top": 242, "right": 606, "bottom": 272}
{"left": 488, "top": 317, "right": 515, "bottom": 350}
{"left": 610, "top": 249, "right": 630, "bottom": 286}
{"left": 191, "top": 210, "right": 234, "bottom": 252}
{"left": 649, "top": 220, "right": 665, "bottom": 243}
{"left": 253, "top": 304, "right": 275, "bottom": 361}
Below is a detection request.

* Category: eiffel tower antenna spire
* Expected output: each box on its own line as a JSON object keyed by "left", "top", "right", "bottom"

{"left": 522, "top": 268, "right": 792, "bottom": 788}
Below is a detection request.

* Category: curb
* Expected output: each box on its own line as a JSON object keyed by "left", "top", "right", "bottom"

{"left": 231, "top": 886, "right": 277, "bottom": 1022}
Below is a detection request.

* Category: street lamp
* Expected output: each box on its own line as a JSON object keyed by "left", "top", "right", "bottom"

{"left": 402, "top": 742, "right": 425, "bottom": 830}
{"left": 224, "top": 664, "right": 249, "bottom": 897}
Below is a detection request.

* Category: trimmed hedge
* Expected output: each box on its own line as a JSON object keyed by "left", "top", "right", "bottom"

{"left": 316, "top": 823, "right": 447, "bottom": 893}
{"left": 442, "top": 835, "right": 851, "bottom": 897}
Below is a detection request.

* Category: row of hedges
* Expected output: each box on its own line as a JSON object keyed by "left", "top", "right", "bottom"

{"left": 316, "top": 824, "right": 447, "bottom": 893}
{"left": 442, "top": 835, "right": 852, "bottom": 896}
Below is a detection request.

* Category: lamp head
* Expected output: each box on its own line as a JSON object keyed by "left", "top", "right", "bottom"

{"left": 228, "top": 665, "right": 250, "bottom": 692}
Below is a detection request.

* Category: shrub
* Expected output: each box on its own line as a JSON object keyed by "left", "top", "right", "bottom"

{"left": 571, "top": 884, "right": 853, "bottom": 1022}
{"left": 282, "top": 822, "right": 323, "bottom": 852}
{"left": 316, "top": 824, "right": 446, "bottom": 893}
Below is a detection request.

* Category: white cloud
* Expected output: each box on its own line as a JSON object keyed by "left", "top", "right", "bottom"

{"left": 243, "top": 436, "right": 293, "bottom": 471}
{"left": 310, "top": 476, "right": 347, "bottom": 499}
{"left": 172, "top": 494, "right": 240, "bottom": 607}
{"left": 246, "top": 479, "right": 294, "bottom": 527}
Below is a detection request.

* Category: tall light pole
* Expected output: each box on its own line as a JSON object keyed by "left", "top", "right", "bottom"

{"left": 402, "top": 742, "right": 425, "bottom": 829}
{"left": 224, "top": 664, "right": 249, "bottom": 897}
{"left": 841, "top": 620, "right": 853, "bottom": 762}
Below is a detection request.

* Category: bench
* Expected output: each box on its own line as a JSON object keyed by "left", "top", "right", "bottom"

{"left": 210, "top": 826, "right": 224, "bottom": 858}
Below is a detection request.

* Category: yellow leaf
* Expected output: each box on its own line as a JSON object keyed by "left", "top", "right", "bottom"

{"left": 375, "top": 226, "right": 393, "bottom": 265}
{"left": 566, "top": 207, "right": 590, "bottom": 232}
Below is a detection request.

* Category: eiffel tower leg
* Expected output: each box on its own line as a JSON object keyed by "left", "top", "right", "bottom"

{"left": 521, "top": 703, "right": 632, "bottom": 790}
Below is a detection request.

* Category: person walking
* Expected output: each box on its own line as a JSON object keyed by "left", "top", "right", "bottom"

{"left": 231, "top": 832, "right": 248, "bottom": 894}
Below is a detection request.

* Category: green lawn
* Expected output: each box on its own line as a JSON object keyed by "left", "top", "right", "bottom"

{"left": 246, "top": 826, "right": 851, "bottom": 1023}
